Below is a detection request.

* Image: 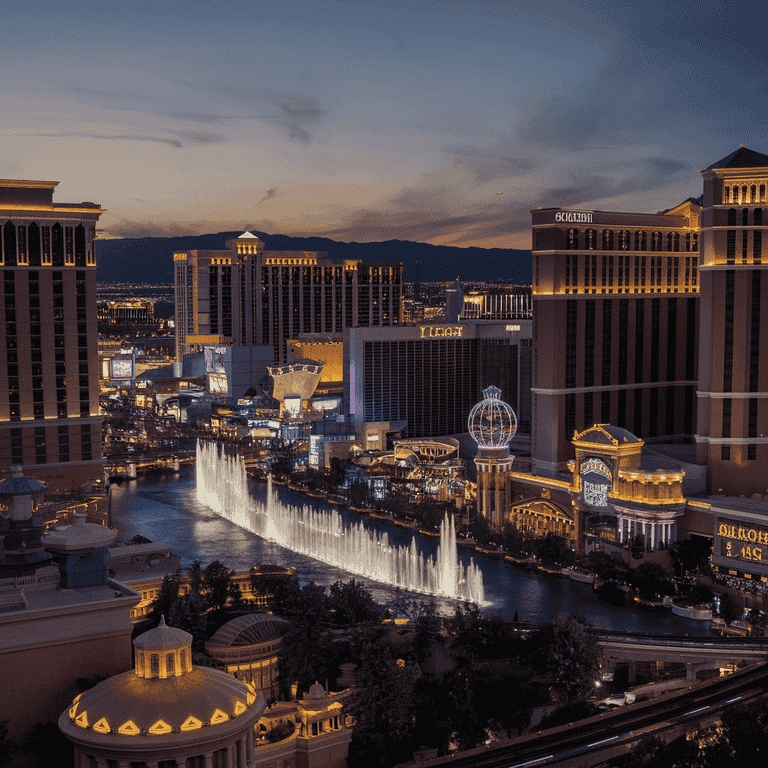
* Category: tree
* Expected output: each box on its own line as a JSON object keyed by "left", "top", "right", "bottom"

{"left": 467, "top": 508, "right": 492, "bottom": 546}
{"left": 719, "top": 591, "right": 744, "bottom": 625}
{"left": 533, "top": 615, "right": 601, "bottom": 702}
{"left": 629, "top": 533, "right": 646, "bottom": 560}
{"left": 277, "top": 582, "right": 330, "bottom": 698}
{"left": 201, "top": 560, "right": 243, "bottom": 617}
{"left": 632, "top": 562, "right": 669, "bottom": 600}
{"left": 536, "top": 534, "right": 575, "bottom": 567}
{"left": 474, "top": 662, "right": 535, "bottom": 737}
{"left": 250, "top": 566, "right": 301, "bottom": 615}
{"left": 347, "top": 630, "right": 418, "bottom": 768}
{"left": 671, "top": 537, "right": 712, "bottom": 576}
{"left": 148, "top": 571, "right": 184, "bottom": 623}
{"left": 326, "top": 579, "right": 381, "bottom": 626}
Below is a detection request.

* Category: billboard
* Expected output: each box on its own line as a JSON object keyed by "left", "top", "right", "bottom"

{"left": 110, "top": 356, "right": 134, "bottom": 380}
{"left": 208, "top": 372, "right": 229, "bottom": 395}
{"left": 714, "top": 518, "right": 768, "bottom": 577}
{"left": 580, "top": 457, "right": 612, "bottom": 508}
{"left": 204, "top": 345, "right": 228, "bottom": 374}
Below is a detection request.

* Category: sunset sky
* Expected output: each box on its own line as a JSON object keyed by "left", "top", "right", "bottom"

{"left": 4, "top": 0, "right": 768, "bottom": 248}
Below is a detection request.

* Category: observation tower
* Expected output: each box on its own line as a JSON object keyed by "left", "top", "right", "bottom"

{"left": 469, "top": 386, "right": 517, "bottom": 527}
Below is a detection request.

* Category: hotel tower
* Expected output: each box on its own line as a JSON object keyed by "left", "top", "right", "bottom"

{"left": 0, "top": 180, "right": 103, "bottom": 491}
{"left": 698, "top": 147, "right": 768, "bottom": 495}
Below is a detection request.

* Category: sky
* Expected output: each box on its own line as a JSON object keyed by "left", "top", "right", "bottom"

{"left": 4, "top": 0, "right": 768, "bottom": 249}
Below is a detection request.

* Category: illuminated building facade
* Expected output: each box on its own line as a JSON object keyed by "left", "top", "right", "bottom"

{"left": 347, "top": 319, "right": 532, "bottom": 441}
{"left": 97, "top": 298, "right": 154, "bottom": 324}
{"left": 0, "top": 180, "right": 104, "bottom": 491}
{"left": 697, "top": 147, "right": 768, "bottom": 496}
{"left": 174, "top": 232, "right": 402, "bottom": 364}
{"left": 531, "top": 200, "right": 701, "bottom": 475}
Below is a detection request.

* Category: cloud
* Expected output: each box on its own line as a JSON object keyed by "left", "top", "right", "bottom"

{"left": 258, "top": 187, "right": 280, "bottom": 205}
{"left": 32, "top": 132, "right": 183, "bottom": 148}
{"left": 170, "top": 85, "right": 327, "bottom": 143}
{"left": 445, "top": 144, "right": 537, "bottom": 185}
{"left": 170, "top": 130, "right": 227, "bottom": 143}
{"left": 102, "top": 218, "right": 257, "bottom": 238}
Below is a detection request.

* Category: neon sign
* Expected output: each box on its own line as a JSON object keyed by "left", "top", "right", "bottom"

{"left": 420, "top": 325, "right": 464, "bottom": 338}
{"left": 555, "top": 211, "right": 593, "bottom": 223}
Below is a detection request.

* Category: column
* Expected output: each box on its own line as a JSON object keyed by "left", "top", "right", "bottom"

{"left": 247, "top": 728, "right": 255, "bottom": 767}
{"left": 204, "top": 752, "right": 214, "bottom": 768}
{"left": 224, "top": 744, "right": 233, "bottom": 768}
{"left": 95, "top": 758, "right": 108, "bottom": 768}
{"left": 650, "top": 522, "right": 656, "bottom": 550}
{"left": 617, "top": 514, "right": 623, "bottom": 543}
{"left": 237, "top": 736, "right": 247, "bottom": 768}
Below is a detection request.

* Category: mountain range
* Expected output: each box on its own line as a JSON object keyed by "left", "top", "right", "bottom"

{"left": 95, "top": 231, "right": 532, "bottom": 286}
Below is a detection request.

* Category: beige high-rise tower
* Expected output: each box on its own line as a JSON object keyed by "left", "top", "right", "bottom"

{"left": 698, "top": 147, "right": 768, "bottom": 495}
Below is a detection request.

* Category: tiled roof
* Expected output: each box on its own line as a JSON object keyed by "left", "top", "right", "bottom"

{"left": 707, "top": 146, "right": 768, "bottom": 169}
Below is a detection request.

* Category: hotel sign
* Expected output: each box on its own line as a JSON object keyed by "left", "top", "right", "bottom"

{"left": 717, "top": 519, "right": 768, "bottom": 566}
{"left": 420, "top": 325, "right": 464, "bottom": 338}
{"left": 580, "top": 457, "right": 612, "bottom": 508}
{"left": 555, "top": 211, "right": 593, "bottom": 224}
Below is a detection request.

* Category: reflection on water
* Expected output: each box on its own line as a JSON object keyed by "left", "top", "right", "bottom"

{"left": 109, "top": 467, "right": 707, "bottom": 633}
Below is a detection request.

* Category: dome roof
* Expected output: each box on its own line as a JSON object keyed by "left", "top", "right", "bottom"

{"left": 62, "top": 666, "right": 264, "bottom": 738}
{"left": 573, "top": 424, "right": 642, "bottom": 446}
{"left": 468, "top": 386, "right": 517, "bottom": 449}
{"left": 42, "top": 514, "right": 117, "bottom": 552}
{"left": 134, "top": 615, "right": 192, "bottom": 653}
{"left": 207, "top": 613, "right": 290, "bottom": 648}
{"left": 0, "top": 468, "right": 47, "bottom": 497}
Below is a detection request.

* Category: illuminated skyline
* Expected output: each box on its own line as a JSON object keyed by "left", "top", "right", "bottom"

{"left": 4, "top": 0, "right": 768, "bottom": 248}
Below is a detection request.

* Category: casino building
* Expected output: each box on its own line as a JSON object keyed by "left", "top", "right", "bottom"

{"left": 174, "top": 232, "right": 402, "bottom": 365}
{"left": 347, "top": 319, "right": 532, "bottom": 445}
{"left": 697, "top": 146, "right": 768, "bottom": 496}
{"left": 0, "top": 180, "right": 104, "bottom": 490}
{"left": 531, "top": 199, "right": 701, "bottom": 475}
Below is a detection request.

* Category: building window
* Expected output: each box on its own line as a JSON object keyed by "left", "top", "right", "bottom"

{"left": 635, "top": 231, "right": 647, "bottom": 251}
{"left": 151, "top": 654, "right": 159, "bottom": 675}
{"left": 585, "top": 229, "right": 596, "bottom": 250}
{"left": 167, "top": 653, "right": 175, "bottom": 674}
{"left": 601, "top": 229, "right": 614, "bottom": 250}
{"left": 566, "top": 228, "right": 579, "bottom": 250}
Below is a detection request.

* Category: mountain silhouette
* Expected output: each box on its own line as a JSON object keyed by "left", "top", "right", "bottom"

{"left": 95, "top": 231, "right": 532, "bottom": 285}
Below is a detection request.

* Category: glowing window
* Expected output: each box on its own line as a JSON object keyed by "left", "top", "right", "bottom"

{"left": 181, "top": 716, "right": 203, "bottom": 731}
{"left": 210, "top": 709, "right": 229, "bottom": 725}
{"left": 167, "top": 653, "right": 175, "bottom": 674}
{"left": 148, "top": 719, "right": 173, "bottom": 735}
{"left": 234, "top": 700, "right": 247, "bottom": 715}
{"left": 75, "top": 711, "right": 89, "bottom": 728}
{"left": 117, "top": 721, "right": 141, "bottom": 736}
{"left": 151, "top": 654, "right": 159, "bottom": 675}
{"left": 93, "top": 718, "right": 110, "bottom": 734}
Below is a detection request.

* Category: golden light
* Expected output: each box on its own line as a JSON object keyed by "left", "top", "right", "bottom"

{"left": 180, "top": 716, "right": 203, "bottom": 732}
{"left": 117, "top": 721, "right": 141, "bottom": 736}
{"left": 210, "top": 709, "right": 229, "bottom": 725}
{"left": 234, "top": 700, "right": 247, "bottom": 715}
{"left": 148, "top": 719, "right": 173, "bottom": 735}
{"left": 75, "top": 711, "right": 89, "bottom": 728}
{"left": 93, "top": 718, "right": 111, "bottom": 734}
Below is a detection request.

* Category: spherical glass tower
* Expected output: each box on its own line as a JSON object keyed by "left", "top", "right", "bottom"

{"left": 469, "top": 386, "right": 517, "bottom": 528}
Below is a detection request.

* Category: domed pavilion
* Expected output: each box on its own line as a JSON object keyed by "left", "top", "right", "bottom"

{"left": 59, "top": 616, "right": 266, "bottom": 768}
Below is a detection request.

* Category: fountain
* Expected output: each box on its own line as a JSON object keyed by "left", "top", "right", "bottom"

{"left": 195, "top": 441, "right": 484, "bottom": 603}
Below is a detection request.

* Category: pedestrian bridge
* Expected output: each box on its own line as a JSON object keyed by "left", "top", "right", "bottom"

{"left": 592, "top": 629, "right": 768, "bottom": 680}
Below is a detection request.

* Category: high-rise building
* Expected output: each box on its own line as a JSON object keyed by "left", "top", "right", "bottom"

{"left": 174, "top": 232, "right": 402, "bottom": 364}
{"left": 0, "top": 180, "right": 103, "bottom": 491}
{"left": 698, "top": 147, "right": 768, "bottom": 495}
{"left": 531, "top": 201, "right": 701, "bottom": 475}
{"left": 347, "top": 319, "right": 532, "bottom": 442}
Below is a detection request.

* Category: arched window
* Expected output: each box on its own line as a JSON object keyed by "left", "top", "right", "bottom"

{"left": 166, "top": 653, "right": 175, "bottom": 674}
{"left": 618, "top": 230, "right": 630, "bottom": 250}
{"left": 743, "top": 208, "right": 749, "bottom": 226}
{"left": 692, "top": 233, "right": 698, "bottom": 251}
{"left": 634, "top": 231, "right": 647, "bottom": 251}
{"left": 728, "top": 208, "right": 737, "bottom": 226}
{"left": 584, "top": 229, "right": 596, "bottom": 250}
{"left": 3, "top": 222, "right": 16, "bottom": 266}
{"left": 601, "top": 229, "right": 614, "bottom": 250}
{"left": 28, "top": 222, "right": 41, "bottom": 266}
{"left": 724, "top": 186, "right": 731, "bottom": 203}
{"left": 761, "top": 184, "right": 766, "bottom": 203}
{"left": 566, "top": 228, "right": 579, "bottom": 250}
{"left": 151, "top": 654, "right": 159, "bottom": 675}
{"left": 180, "top": 649, "right": 186, "bottom": 670}
{"left": 51, "top": 223, "right": 64, "bottom": 267}
{"left": 672, "top": 233, "right": 680, "bottom": 252}
{"left": 75, "top": 224, "right": 86, "bottom": 267}
{"left": 751, "top": 185, "right": 757, "bottom": 203}
{"left": 742, "top": 185, "right": 748, "bottom": 202}
{"left": 651, "top": 232, "right": 662, "bottom": 252}
{"left": 685, "top": 233, "right": 692, "bottom": 252}
{"left": 666, "top": 233, "right": 673, "bottom": 251}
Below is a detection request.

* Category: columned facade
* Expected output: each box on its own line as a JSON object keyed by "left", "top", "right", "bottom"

{"left": 697, "top": 147, "right": 768, "bottom": 495}
{"left": 475, "top": 448, "right": 513, "bottom": 528}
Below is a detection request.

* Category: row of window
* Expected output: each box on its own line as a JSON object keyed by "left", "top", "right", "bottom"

{"left": 723, "top": 184, "right": 767, "bottom": 204}
{"left": 1, "top": 221, "right": 94, "bottom": 266}
{"left": 561, "top": 229, "right": 698, "bottom": 252}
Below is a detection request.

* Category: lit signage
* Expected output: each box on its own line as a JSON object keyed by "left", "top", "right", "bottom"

{"left": 580, "top": 457, "right": 612, "bottom": 508}
{"left": 208, "top": 373, "right": 228, "bottom": 395}
{"left": 555, "top": 211, "right": 593, "bottom": 223}
{"left": 505, "top": 324, "right": 521, "bottom": 332}
{"left": 110, "top": 357, "right": 134, "bottom": 380}
{"left": 420, "top": 325, "right": 464, "bottom": 338}
{"left": 718, "top": 520, "right": 768, "bottom": 564}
